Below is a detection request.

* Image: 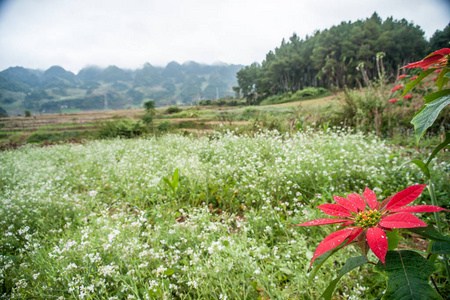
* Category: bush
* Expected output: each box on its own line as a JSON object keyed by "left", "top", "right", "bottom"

{"left": 26, "top": 130, "right": 91, "bottom": 144}
{"left": 156, "top": 121, "right": 171, "bottom": 132}
{"left": 97, "top": 119, "right": 148, "bottom": 139}
{"left": 166, "top": 106, "right": 182, "bottom": 114}
{"left": 260, "top": 87, "right": 329, "bottom": 105}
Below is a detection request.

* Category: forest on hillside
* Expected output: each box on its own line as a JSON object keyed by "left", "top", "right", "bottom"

{"left": 0, "top": 61, "right": 243, "bottom": 116}
{"left": 236, "top": 13, "right": 450, "bottom": 104}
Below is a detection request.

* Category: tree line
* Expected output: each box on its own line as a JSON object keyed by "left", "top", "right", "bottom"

{"left": 236, "top": 13, "right": 450, "bottom": 104}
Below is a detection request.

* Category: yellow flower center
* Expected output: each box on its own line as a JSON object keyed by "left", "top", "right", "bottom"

{"left": 354, "top": 210, "right": 381, "bottom": 228}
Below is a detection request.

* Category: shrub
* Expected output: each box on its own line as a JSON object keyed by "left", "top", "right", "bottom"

{"left": 156, "top": 121, "right": 171, "bottom": 132}
{"left": 97, "top": 119, "right": 148, "bottom": 138}
{"left": 260, "top": 87, "right": 329, "bottom": 105}
{"left": 166, "top": 106, "right": 182, "bottom": 114}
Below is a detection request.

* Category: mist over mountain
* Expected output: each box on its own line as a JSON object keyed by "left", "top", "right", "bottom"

{"left": 0, "top": 61, "right": 243, "bottom": 115}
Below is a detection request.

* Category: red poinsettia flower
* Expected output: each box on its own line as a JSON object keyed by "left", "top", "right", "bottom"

{"left": 397, "top": 74, "right": 406, "bottom": 80}
{"left": 410, "top": 76, "right": 418, "bottom": 81}
{"left": 296, "top": 185, "right": 447, "bottom": 265}
{"left": 389, "top": 98, "right": 398, "bottom": 103}
{"left": 403, "top": 95, "right": 412, "bottom": 100}
{"left": 391, "top": 85, "right": 404, "bottom": 92}
{"left": 402, "top": 48, "right": 450, "bottom": 70}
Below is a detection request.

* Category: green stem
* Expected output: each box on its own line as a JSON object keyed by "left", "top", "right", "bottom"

{"left": 427, "top": 179, "right": 450, "bottom": 283}
{"left": 427, "top": 180, "right": 442, "bottom": 233}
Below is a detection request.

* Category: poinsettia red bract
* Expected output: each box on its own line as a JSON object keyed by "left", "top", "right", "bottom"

{"left": 296, "top": 185, "right": 448, "bottom": 265}
{"left": 402, "top": 48, "right": 450, "bottom": 70}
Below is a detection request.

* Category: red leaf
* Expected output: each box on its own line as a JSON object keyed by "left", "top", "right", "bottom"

{"left": 366, "top": 227, "right": 388, "bottom": 265}
{"left": 317, "top": 203, "right": 353, "bottom": 217}
{"left": 390, "top": 205, "right": 448, "bottom": 213}
{"left": 347, "top": 193, "right": 366, "bottom": 211}
{"left": 363, "top": 188, "right": 378, "bottom": 210}
{"left": 431, "top": 48, "right": 450, "bottom": 56}
{"left": 310, "top": 228, "right": 353, "bottom": 266}
{"left": 344, "top": 227, "right": 364, "bottom": 246}
{"left": 333, "top": 195, "right": 359, "bottom": 213}
{"left": 295, "top": 218, "right": 348, "bottom": 226}
{"left": 341, "top": 220, "right": 355, "bottom": 226}
{"left": 385, "top": 185, "right": 427, "bottom": 210}
{"left": 379, "top": 213, "right": 427, "bottom": 229}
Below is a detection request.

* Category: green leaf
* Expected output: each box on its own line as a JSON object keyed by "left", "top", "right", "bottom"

{"left": 172, "top": 168, "right": 179, "bottom": 186}
{"left": 398, "top": 159, "right": 430, "bottom": 178}
{"left": 280, "top": 267, "right": 293, "bottom": 276}
{"left": 308, "top": 243, "right": 344, "bottom": 281}
{"left": 321, "top": 256, "right": 368, "bottom": 300}
{"left": 431, "top": 242, "right": 450, "bottom": 254}
{"left": 436, "top": 68, "right": 449, "bottom": 90}
{"left": 409, "top": 226, "right": 450, "bottom": 243}
{"left": 377, "top": 250, "right": 441, "bottom": 300}
{"left": 401, "top": 69, "right": 434, "bottom": 98}
{"left": 162, "top": 177, "right": 173, "bottom": 192}
{"left": 425, "top": 132, "right": 450, "bottom": 167}
{"left": 411, "top": 95, "right": 450, "bottom": 141}
{"left": 386, "top": 229, "right": 402, "bottom": 251}
{"left": 423, "top": 89, "right": 450, "bottom": 104}
{"left": 163, "top": 269, "right": 176, "bottom": 276}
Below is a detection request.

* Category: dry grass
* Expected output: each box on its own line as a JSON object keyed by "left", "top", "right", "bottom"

{"left": 264, "top": 94, "right": 340, "bottom": 108}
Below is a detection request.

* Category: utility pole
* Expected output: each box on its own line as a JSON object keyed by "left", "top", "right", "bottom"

{"left": 104, "top": 94, "right": 108, "bottom": 110}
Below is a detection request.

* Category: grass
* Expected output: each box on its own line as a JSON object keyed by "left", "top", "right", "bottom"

{"left": 1, "top": 128, "right": 448, "bottom": 299}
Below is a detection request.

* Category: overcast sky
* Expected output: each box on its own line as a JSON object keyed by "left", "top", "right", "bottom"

{"left": 0, "top": 0, "right": 449, "bottom": 73}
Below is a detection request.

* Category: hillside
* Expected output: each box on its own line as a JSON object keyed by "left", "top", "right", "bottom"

{"left": 0, "top": 61, "right": 243, "bottom": 116}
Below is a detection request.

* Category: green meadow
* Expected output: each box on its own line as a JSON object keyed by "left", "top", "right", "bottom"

{"left": 1, "top": 128, "right": 448, "bottom": 299}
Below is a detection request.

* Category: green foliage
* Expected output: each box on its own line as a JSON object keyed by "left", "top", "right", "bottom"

{"left": 140, "top": 100, "right": 156, "bottom": 125}
{"left": 3, "top": 131, "right": 443, "bottom": 298}
{"left": 322, "top": 256, "right": 368, "bottom": 299}
{"left": 162, "top": 168, "right": 181, "bottom": 195}
{"left": 156, "top": 121, "right": 171, "bottom": 132}
{"left": 260, "top": 87, "right": 329, "bottom": 105}
{"left": 431, "top": 242, "right": 450, "bottom": 255}
{"left": 429, "top": 23, "right": 450, "bottom": 51}
{"left": 143, "top": 100, "right": 155, "bottom": 112}
{"left": 236, "top": 13, "right": 430, "bottom": 102}
{"left": 97, "top": 119, "right": 148, "bottom": 138}
{"left": 376, "top": 250, "right": 441, "bottom": 300}
{"left": 334, "top": 88, "right": 387, "bottom": 135}
{"left": 411, "top": 89, "right": 450, "bottom": 140}
{"left": 25, "top": 130, "right": 91, "bottom": 144}
{"left": 141, "top": 114, "right": 154, "bottom": 125}
{"left": 165, "top": 106, "right": 182, "bottom": 114}
{"left": 408, "top": 226, "right": 450, "bottom": 244}
{"left": 24, "top": 110, "right": 31, "bottom": 117}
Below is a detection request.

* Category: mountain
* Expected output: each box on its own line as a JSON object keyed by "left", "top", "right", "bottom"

{"left": 41, "top": 66, "right": 79, "bottom": 88}
{"left": 1, "top": 66, "right": 40, "bottom": 88}
{"left": 0, "top": 62, "right": 244, "bottom": 115}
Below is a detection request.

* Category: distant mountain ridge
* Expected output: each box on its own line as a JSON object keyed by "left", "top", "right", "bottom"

{"left": 0, "top": 61, "right": 244, "bottom": 115}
